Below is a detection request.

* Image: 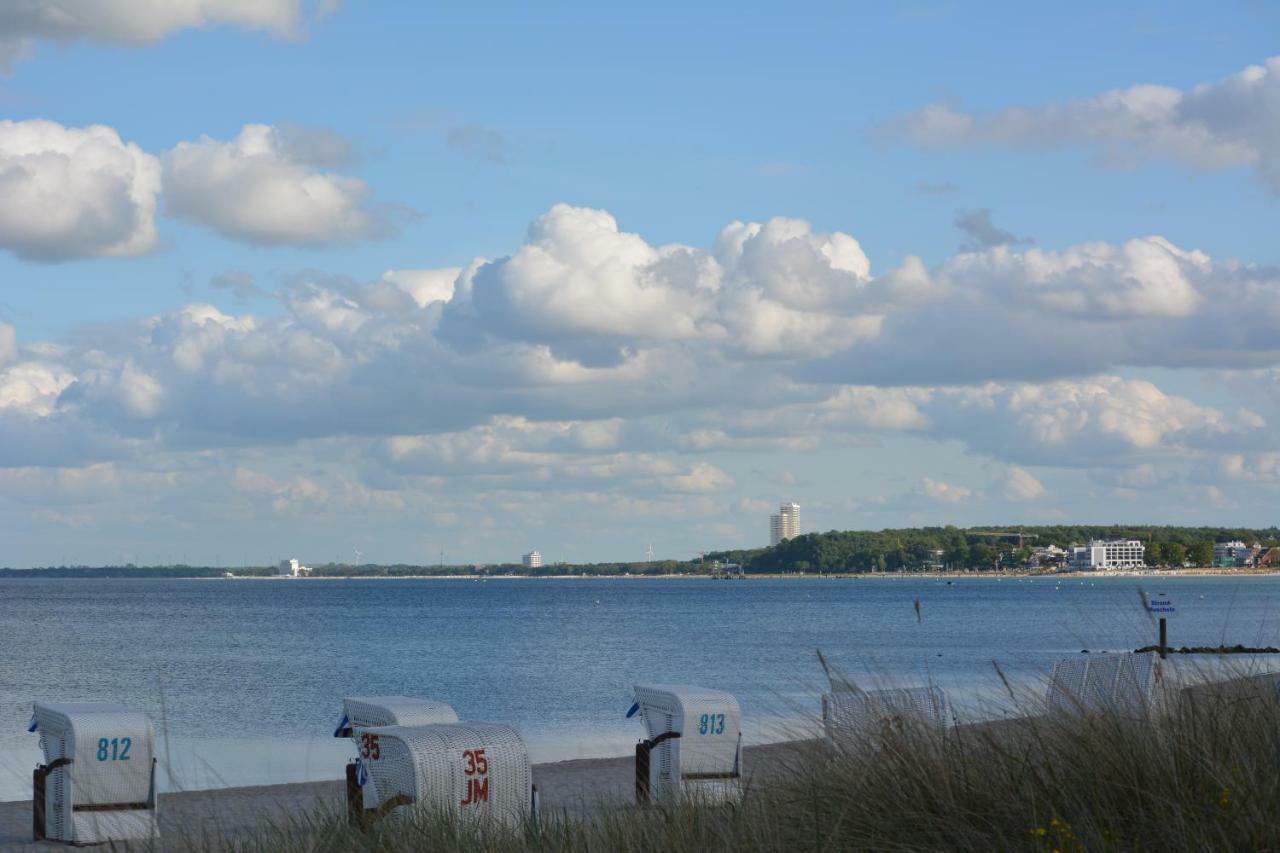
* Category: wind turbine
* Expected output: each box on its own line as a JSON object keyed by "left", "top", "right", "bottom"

{"left": 646, "top": 544, "right": 655, "bottom": 563}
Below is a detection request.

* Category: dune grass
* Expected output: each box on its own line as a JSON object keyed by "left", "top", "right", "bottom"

{"left": 184, "top": 662, "right": 1280, "bottom": 853}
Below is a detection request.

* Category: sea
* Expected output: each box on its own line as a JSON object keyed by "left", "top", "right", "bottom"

{"left": 3, "top": 573, "right": 1280, "bottom": 802}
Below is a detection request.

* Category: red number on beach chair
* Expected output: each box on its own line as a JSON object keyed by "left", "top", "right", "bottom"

{"left": 461, "top": 748, "right": 490, "bottom": 805}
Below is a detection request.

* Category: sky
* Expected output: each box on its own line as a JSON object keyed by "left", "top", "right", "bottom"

{"left": 0, "top": 1, "right": 1278, "bottom": 568}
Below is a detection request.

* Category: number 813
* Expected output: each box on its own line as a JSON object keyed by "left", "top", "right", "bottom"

{"left": 697, "top": 713, "right": 725, "bottom": 735}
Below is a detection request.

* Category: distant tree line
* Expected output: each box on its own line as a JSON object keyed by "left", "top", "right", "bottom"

{"left": 0, "top": 559, "right": 692, "bottom": 579}
{"left": 4, "top": 526, "right": 1277, "bottom": 578}
{"left": 305, "top": 559, "right": 691, "bottom": 578}
{"left": 0, "top": 564, "right": 272, "bottom": 578}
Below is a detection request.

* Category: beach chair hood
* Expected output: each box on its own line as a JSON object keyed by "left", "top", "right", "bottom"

{"left": 631, "top": 684, "right": 743, "bottom": 803}
{"left": 335, "top": 696, "right": 458, "bottom": 737}
{"left": 29, "top": 701, "right": 158, "bottom": 844}
{"left": 353, "top": 722, "right": 532, "bottom": 828}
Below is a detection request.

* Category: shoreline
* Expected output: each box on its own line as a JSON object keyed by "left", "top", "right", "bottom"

{"left": 0, "top": 740, "right": 810, "bottom": 849}
{"left": 5, "top": 569, "right": 1279, "bottom": 581}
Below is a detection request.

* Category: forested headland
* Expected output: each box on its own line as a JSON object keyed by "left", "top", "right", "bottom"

{"left": 704, "top": 525, "right": 1280, "bottom": 573}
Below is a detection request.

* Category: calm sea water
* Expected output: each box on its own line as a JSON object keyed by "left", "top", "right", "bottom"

{"left": 3, "top": 574, "right": 1280, "bottom": 801}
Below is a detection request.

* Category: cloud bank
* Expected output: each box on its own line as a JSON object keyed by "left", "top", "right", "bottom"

{"left": 887, "top": 56, "right": 1280, "bottom": 193}
{"left": 3, "top": 202, "right": 1278, "bottom": 560}
{"left": 2, "top": 204, "right": 1275, "bottom": 480}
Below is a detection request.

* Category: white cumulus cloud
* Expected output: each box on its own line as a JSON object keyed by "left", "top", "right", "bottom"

{"left": 0, "top": 120, "right": 160, "bottom": 260}
{"left": 810, "top": 233, "right": 1275, "bottom": 386}
{"left": 887, "top": 56, "right": 1280, "bottom": 193}
{"left": 163, "top": 124, "right": 393, "bottom": 246}
{"left": 1005, "top": 466, "right": 1045, "bottom": 500}
{"left": 930, "top": 376, "right": 1246, "bottom": 466}
{"left": 442, "top": 203, "right": 883, "bottom": 361}
{"left": 919, "top": 478, "right": 971, "bottom": 503}
{"left": 380, "top": 267, "right": 462, "bottom": 308}
{"left": 0, "top": 323, "right": 15, "bottom": 368}
{"left": 0, "top": 360, "right": 74, "bottom": 416}
{"left": 0, "top": 1, "right": 328, "bottom": 72}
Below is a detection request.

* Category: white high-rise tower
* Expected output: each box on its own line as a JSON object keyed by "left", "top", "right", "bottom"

{"left": 769, "top": 502, "right": 800, "bottom": 546}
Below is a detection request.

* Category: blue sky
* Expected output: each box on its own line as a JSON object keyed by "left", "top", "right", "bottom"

{"left": 0, "top": 1, "right": 1278, "bottom": 567}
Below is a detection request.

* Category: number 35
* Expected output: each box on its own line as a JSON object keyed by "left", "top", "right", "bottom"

{"left": 463, "top": 748, "right": 488, "bottom": 775}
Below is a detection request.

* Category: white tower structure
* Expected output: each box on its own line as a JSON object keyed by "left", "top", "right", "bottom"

{"left": 769, "top": 502, "right": 800, "bottom": 547}
{"left": 522, "top": 550, "right": 542, "bottom": 569}
{"left": 276, "top": 558, "right": 313, "bottom": 577}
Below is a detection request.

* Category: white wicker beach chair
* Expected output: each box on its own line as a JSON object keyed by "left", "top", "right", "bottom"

{"left": 1046, "top": 653, "right": 1156, "bottom": 718}
{"left": 821, "top": 686, "right": 951, "bottom": 748}
{"left": 334, "top": 696, "right": 459, "bottom": 738}
{"left": 1173, "top": 666, "right": 1280, "bottom": 713}
{"left": 629, "top": 684, "right": 742, "bottom": 805}
{"left": 351, "top": 723, "right": 532, "bottom": 829}
{"left": 28, "top": 702, "right": 158, "bottom": 845}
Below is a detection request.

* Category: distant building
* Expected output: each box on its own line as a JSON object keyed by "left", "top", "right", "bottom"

{"left": 275, "top": 558, "right": 313, "bottom": 578}
{"left": 522, "top": 550, "right": 542, "bottom": 569}
{"left": 1029, "top": 545, "right": 1068, "bottom": 569}
{"left": 1068, "top": 540, "right": 1145, "bottom": 571}
{"left": 1213, "top": 541, "right": 1258, "bottom": 567}
{"left": 709, "top": 561, "right": 744, "bottom": 579}
{"left": 769, "top": 502, "right": 800, "bottom": 547}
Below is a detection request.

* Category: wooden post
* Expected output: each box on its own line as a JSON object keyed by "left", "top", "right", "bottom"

{"left": 635, "top": 732, "right": 680, "bottom": 805}
{"left": 635, "top": 741, "right": 650, "bottom": 805}
{"left": 1159, "top": 617, "right": 1168, "bottom": 659}
{"left": 345, "top": 762, "right": 362, "bottom": 828}
{"left": 33, "top": 766, "right": 45, "bottom": 841}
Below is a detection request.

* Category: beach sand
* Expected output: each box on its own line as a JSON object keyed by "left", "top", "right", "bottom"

{"left": 0, "top": 740, "right": 811, "bottom": 850}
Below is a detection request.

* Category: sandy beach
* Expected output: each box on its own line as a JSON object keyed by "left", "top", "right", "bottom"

{"left": 0, "top": 741, "right": 809, "bottom": 851}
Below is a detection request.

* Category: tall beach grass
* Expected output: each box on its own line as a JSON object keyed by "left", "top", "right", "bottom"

{"left": 183, "top": 657, "right": 1280, "bottom": 853}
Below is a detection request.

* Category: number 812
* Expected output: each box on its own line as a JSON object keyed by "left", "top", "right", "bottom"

{"left": 96, "top": 738, "right": 131, "bottom": 761}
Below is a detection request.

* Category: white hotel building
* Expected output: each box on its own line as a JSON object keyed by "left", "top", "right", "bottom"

{"left": 522, "top": 550, "right": 543, "bottom": 569}
{"left": 769, "top": 502, "right": 800, "bottom": 547}
{"left": 1069, "top": 539, "right": 1145, "bottom": 571}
